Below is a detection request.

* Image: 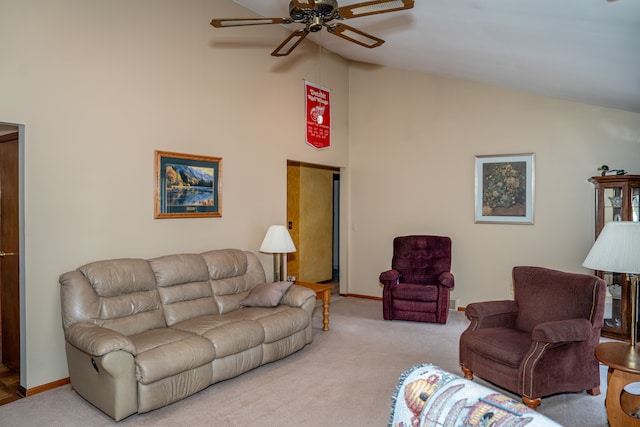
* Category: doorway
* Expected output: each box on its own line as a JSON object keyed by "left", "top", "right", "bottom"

{"left": 287, "top": 161, "right": 340, "bottom": 288}
{"left": 0, "top": 125, "right": 21, "bottom": 404}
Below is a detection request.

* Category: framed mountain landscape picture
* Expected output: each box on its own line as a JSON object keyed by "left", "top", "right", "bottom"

{"left": 154, "top": 150, "right": 222, "bottom": 219}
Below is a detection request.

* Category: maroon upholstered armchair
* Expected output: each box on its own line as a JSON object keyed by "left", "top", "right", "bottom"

{"left": 379, "top": 235, "right": 454, "bottom": 324}
{"left": 459, "top": 266, "right": 606, "bottom": 409}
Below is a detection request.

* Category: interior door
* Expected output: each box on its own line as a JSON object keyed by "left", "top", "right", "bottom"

{"left": 287, "top": 161, "right": 338, "bottom": 283}
{"left": 0, "top": 131, "right": 20, "bottom": 371}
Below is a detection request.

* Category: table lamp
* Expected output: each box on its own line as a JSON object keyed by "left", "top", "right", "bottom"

{"left": 260, "top": 225, "right": 296, "bottom": 282}
{"left": 583, "top": 221, "right": 640, "bottom": 347}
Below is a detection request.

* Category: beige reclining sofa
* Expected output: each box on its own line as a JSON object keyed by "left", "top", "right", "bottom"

{"left": 59, "top": 248, "right": 316, "bottom": 421}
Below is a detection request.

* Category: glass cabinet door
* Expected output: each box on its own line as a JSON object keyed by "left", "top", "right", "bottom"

{"left": 603, "top": 187, "right": 623, "bottom": 223}
{"left": 603, "top": 271, "right": 626, "bottom": 330}
{"left": 600, "top": 184, "right": 629, "bottom": 337}
{"left": 633, "top": 186, "right": 639, "bottom": 222}
{"left": 590, "top": 175, "right": 640, "bottom": 341}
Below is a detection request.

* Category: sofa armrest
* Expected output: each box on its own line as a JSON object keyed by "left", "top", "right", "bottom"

{"left": 65, "top": 323, "right": 136, "bottom": 356}
{"left": 280, "top": 285, "right": 316, "bottom": 307}
{"left": 531, "top": 318, "right": 592, "bottom": 344}
{"left": 379, "top": 269, "right": 400, "bottom": 286}
{"left": 438, "top": 271, "right": 454, "bottom": 289}
{"left": 465, "top": 300, "right": 518, "bottom": 329}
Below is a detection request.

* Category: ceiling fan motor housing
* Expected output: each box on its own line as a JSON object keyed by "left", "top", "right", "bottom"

{"left": 289, "top": 0, "right": 338, "bottom": 28}
{"left": 314, "top": 0, "right": 339, "bottom": 16}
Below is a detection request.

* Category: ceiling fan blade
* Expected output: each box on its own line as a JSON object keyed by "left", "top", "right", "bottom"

{"left": 271, "top": 29, "right": 310, "bottom": 57}
{"left": 326, "top": 23, "right": 384, "bottom": 48}
{"left": 336, "top": 0, "right": 414, "bottom": 19}
{"left": 211, "top": 17, "right": 292, "bottom": 28}
{"left": 290, "top": 0, "right": 317, "bottom": 8}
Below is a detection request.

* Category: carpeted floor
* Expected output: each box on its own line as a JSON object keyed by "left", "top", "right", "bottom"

{"left": 0, "top": 297, "right": 609, "bottom": 426}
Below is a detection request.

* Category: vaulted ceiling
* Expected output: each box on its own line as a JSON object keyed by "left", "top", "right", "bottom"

{"left": 227, "top": 0, "right": 640, "bottom": 113}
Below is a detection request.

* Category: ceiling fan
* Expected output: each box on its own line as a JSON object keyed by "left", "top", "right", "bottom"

{"left": 211, "top": 0, "right": 414, "bottom": 57}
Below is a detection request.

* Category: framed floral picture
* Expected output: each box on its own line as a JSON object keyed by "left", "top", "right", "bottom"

{"left": 154, "top": 150, "right": 222, "bottom": 219}
{"left": 474, "top": 154, "right": 535, "bottom": 224}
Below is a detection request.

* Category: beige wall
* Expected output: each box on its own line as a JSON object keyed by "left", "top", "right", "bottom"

{"left": 347, "top": 63, "right": 640, "bottom": 306}
{"left": 1, "top": 0, "right": 639, "bottom": 392}
{"left": 0, "top": 0, "right": 349, "bottom": 389}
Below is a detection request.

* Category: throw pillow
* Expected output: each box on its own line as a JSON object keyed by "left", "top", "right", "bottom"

{"left": 240, "top": 281, "right": 293, "bottom": 307}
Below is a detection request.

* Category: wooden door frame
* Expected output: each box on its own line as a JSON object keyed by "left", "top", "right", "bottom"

{"left": 0, "top": 125, "right": 25, "bottom": 385}
{"left": 286, "top": 160, "right": 346, "bottom": 294}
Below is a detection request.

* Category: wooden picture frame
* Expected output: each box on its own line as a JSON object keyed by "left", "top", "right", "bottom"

{"left": 154, "top": 150, "right": 222, "bottom": 219}
{"left": 475, "top": 153, "right": 535, "bottom": 224}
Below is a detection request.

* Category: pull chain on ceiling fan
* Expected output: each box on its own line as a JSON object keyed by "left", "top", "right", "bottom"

{"left": 211, "top": 0, "right": 414, "bottom": 57}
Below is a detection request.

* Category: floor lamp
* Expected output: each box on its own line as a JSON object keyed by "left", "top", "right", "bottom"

{"left": 583, "top": 221, "right": 640, "bottom": 348}
{"left": 260, "top": 225, "right": 296, "bottom": 282}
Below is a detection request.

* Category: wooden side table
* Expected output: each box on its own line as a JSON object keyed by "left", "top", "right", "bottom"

{"left": 295, "top": 282, "right": 334, "bottom": 331}
{"left": 595, "top": 342, "right": 640, "bottom": 426}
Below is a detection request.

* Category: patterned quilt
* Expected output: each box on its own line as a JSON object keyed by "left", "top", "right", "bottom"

{"left": 389, "top": 364, "right": 562, "bottom": 427}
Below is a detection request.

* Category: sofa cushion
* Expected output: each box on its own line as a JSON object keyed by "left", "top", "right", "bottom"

{"left": 79, "top": 258, "right": 156, "bottom": 298}
{"left": 201, "top": 249, "right": 267, "bottom": 314}
{"left": 200, "top": 249, "right": 248, "bottom": 279}
{"left": 186, "top": 305, "right": 311, "bottom": 344}
{"left": 240, "top": 281, "right": 293, "bottom": 307}
{"left": 171, "top": 316, "right": 265, "bottom": 358}
{"left": 131, "top": 328, "right": 215, "bottom": 385}
{"left": 256, "top": 307, "right": 311, "bottom": 343}
{"left": 202, "top": 320, "right": 265, "bottom": 358}
{"left": 149, "top": 254, "right": 218, "bottom": 325}
{"left": 72, "top": 259, "right": 165, "bottom": 335}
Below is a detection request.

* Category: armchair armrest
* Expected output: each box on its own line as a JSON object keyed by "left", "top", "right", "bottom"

{"left": 379, "top": 269, "right": 400, "bottom": 287}
{"left": 465, "top": 300, "right": 518, "bottom": 329}
{"left": 64, "top": 323, "right": 136, "bottom": 357}
{"left": 531, "top": 318, "right": 592, "bottom": 344}
{"left": 438, "top": 271, "right": 454, "bottom": 288}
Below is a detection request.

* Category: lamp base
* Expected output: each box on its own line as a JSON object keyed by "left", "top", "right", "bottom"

{"left": 272, "top": 253, "right": 285, "bottom": 282}
{"left": 631, "top": 274, "right": 639, "bottom": 347}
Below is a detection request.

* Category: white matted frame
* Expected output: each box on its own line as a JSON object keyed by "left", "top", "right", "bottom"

{"left": 475, "top": 153, "right": 535, "bottom": 224}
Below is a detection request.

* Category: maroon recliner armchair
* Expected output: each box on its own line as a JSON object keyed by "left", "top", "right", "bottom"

{"left": 379, "top": 235, "right": 454, "bottom": 324}
{"left": 459, "top": 266, "right": 606, "bottom": 409}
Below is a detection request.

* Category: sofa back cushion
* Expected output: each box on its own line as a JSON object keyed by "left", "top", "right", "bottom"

{"left": 149, "top": 253, "right": 218, "bottom": 326}
{"left": 200, "top": 249, "right": 266, "bottom": 314}
{"left": 60, "top": 258, "right": 165, "bottom": 335}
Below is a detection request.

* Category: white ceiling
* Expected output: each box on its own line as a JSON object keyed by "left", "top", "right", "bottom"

{"left": 230, "top": 0, "right": 640, "bottom": 113}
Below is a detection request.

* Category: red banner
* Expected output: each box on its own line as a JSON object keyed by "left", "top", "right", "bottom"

{"left": 305, "top": 81, "right": 331, "bottom": 149}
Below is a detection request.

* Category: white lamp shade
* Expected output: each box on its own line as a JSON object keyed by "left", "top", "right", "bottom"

{"left": 583, "top": 221, "right": 640, "bottom": 274}
{"left": 260, "top": 225, "right": 296, "bottom": 254}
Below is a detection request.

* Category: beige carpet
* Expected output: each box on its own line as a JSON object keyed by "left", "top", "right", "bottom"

{"left": 0, "top": 297, "right": 609, "bottom": 426}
